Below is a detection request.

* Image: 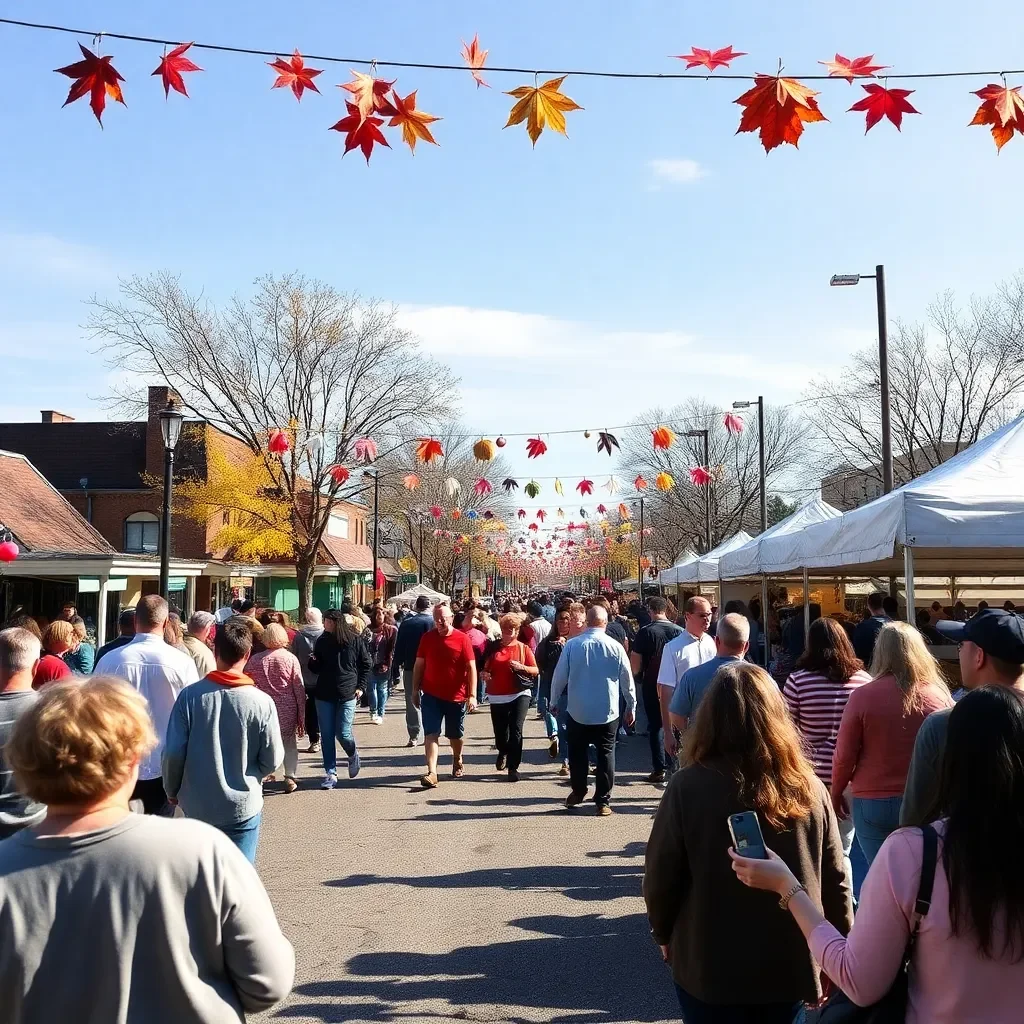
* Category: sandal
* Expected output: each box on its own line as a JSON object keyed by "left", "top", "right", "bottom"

{"left": 452, "top": 759, "right": 465, "bottom": 778}
{"left": 420, "top": 772, "right": 439, "bottom": 789}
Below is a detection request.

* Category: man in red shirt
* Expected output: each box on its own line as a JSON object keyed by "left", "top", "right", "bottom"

{"left": 413, "top": 603, "right": 477, "bottom": 788}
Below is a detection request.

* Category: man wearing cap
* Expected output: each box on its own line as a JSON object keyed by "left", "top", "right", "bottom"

{"left": 901, "top": 609, "right": 1024, "bottom": 826}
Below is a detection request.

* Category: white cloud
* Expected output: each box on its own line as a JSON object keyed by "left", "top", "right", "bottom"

{"left": 648, "top": 158, "right": 707, "bottom": 188}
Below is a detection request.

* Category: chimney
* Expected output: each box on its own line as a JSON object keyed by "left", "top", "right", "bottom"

{"left": 145, "top": 385, "right": 182, "bottom": 477}
{"left": 40, "top": 410, "right": 75, "bottom": 423}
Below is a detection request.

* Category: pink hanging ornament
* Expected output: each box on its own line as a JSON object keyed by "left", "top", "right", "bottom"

{"left": 723, "top": 412, "right": 745, "bottom": 434}
{"left": 689, "top": 466, "right": 713, "bottom": 487}
{"left": 0, "top": 540, "right": 18, "bottom": 562}
{"left": 268, "top": 429, "right": 290, "bottom": 453}
{"left": 473, "top": 478, "right": 492, "bottom": 497}
{"left": 354, "top": 437, "right": 378, "bottom": 463}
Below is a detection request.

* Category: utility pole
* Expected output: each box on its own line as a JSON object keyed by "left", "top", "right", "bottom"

{"left": 637, "top": 497, "right": 645, "bottom": 598}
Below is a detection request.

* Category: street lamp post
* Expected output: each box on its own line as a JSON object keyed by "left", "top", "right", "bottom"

{"left": 685, "top": 428, "right": 711, "bottom": 552}
{"left": 157, "top": 401, "right": 184, "bottom": 601}
{"left": 830, "top": 265, "right": 893, "bottom": 493}
{"left": 733, "top": 396, "right": 768, "bottom": 664}
{"left": 637, "top": 496, "right": 645, "bottom": 598}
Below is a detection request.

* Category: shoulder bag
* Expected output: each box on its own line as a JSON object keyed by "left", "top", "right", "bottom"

{"left": 511, "top": 641, "right": 535, "bottom": 692}
{"left": 804, "top": 823, "right": 937, "bottom": 1023}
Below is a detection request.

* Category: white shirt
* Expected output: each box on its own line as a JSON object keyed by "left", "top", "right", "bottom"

{"left": 95, "top": 632, "right": 199, "bottom": 780}
{"left": 531, "top": 617, "right": 552, "bottom": 644}
{"left": 656, "top": 629, "right": 717, "bottom": 691}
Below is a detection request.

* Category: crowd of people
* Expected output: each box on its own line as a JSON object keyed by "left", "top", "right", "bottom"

{"left": 2, "top": 582, "right": 1024, "bottom": 1021}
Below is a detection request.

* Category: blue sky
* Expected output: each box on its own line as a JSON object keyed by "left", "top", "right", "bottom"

{"left": 1, "top": 0, "right": 1022, "bottom": 495}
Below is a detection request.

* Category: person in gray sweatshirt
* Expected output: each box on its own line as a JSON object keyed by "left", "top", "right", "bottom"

{"left": 163, "top": 616, "right": 284, "bottom": 863}
{"left": 291, "top": 607, "right": 324, "bottom": 752}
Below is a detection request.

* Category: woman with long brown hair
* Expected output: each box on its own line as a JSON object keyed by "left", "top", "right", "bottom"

{"left": 644, "top": 662, "right": 851, "bottom": 1023}
{"left": 832, "top": 621, "right": 953, "bottom": 867}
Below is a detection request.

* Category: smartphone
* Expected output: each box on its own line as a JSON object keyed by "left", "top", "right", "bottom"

{"left": 728, "top": 811, "right": 768, "bottom": 860}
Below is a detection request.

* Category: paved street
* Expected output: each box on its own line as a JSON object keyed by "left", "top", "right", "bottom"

{"left": 255, "top": 694, "right": 680, "bottom": 1024}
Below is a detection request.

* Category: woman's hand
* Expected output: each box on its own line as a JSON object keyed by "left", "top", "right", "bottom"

{"left": 509, "top": 660, "right": 524, "bottom": 672}
{"left": 831, "top": 790, "right": 850, "bottom": 820}
{"left": 659, "top": 944, "right": 670, "bottom": 963}
{"left": 728, "top": 846, "right": 798, "bottom": 895}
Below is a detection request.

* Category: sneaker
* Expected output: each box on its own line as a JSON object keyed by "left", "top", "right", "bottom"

{"left": 565, "top": 792, "right": 585, "bottom": 809}
{"left": 597, "top": 805, "right": 613, "bottom": 817}
{"left": 406, "top": 738, "right": 417, "bottom": 747}
{"left": 320, "top": 772, "right": 337, "bottom": 790}
{"left": 348, "top": 752, "right": 361, "bottom": 779}
{"left": 558, "top": 763, "right": 570, "bottom": 777}
{"left": 495, "top": 753, "right": 507, "bottom": 771}
{"left": 548, "top": 737, "right": 559, "bottom": 759}
{"left": 646, "top": 770, "right": 666, "bottom": 785}
{"left": 307, "top": 741, "right": 320, "bottom": 753}
{"left": 617, "top": 727, "right": 628, "bottom": 740}
{"left": 508, "top": 769, "right": 520, "bottom": 782}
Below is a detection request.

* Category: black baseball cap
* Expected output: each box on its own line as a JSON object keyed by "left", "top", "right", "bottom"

{"left": 936, "top": 609, "right": 1024, "bottom": 664}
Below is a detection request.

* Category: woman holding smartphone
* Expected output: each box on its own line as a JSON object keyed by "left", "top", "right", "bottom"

{"left": 732, "top": 686, "right": 1024, "bottom": 1023}
{"left": 643, "top": 662, "right": 851, "bottom": 1023}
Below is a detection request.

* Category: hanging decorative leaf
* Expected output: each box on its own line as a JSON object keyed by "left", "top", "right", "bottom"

{"left": 268, "top": 50, "right": 323, "bottom": 100}
{"left": 576, "top": 479, "right": 594, "bottom": 496}
{"left": 604, "top": 476, "right": 621, "bottom": 493}
{"left": 445, "top": 477, "right": 462, "bottom": 497}
{"left": 415, "top": 437, "right": 444, "bottom": 463}
{"left": 849, "top": 84, "right": 919, "bottom": 132}
{"left": 451, "top": 508, "right": 462, "bottom": 520}
{"left": 504, "top": 76, "right": 582, "bottom": 146}
{"left": 525, "top": 480, "right": 542, "bottom": 498}
{"left": 735, "top": 75, "right": 827, "bottom": 152}
{"left": 328, "top": 464, "right": 350, "bottom": 486}
{"left": 723, "top": 412, "right": 745, "bottom": 434}
{"left": 618, "top": 503, "right": 630, "bottom": 519}
{"left": 970, "top": 84, "right": 1024, "bottom": 149}
{"left": 502, "top": 477, "right": 519, "bottom": 492}
{"left": 689, "top": 466, "right": 713, "bottom": 486}
{"left": 536, "top": 509, "right": 547, "bottom": 521}
{"left": 268, "top": 429, "right": 290, "bottom": 454}
{"left": 818, "top": 54, "right": 888, "bottom": 81}
{"left": 526, "top": 437, "right": 548, "bottom": 458}
{"left": 528, "top": 522, "right": 539, "bottom": 532}
{"left": 596, "top": 504, "right": 608, "bottom": 515}
{"left": 473, "top": 478, "right": 492, "bottom": 497}
{"left": 655, "top": 471, "right": 676, "bottom": 491}
{"left": 554, "top": 478, "right": 564, "bottom": 496}
{"left": 518, "top": 509, "right": 527, "bottom": 519}
{"left": 341, "top": 70, "right": 397, "bottom": 121}
{"left": 353, "top": 437, "right": 378, "bottom": 463}
{"left": 634, "top": 474, "right": 648, "bottom": 491}
{"left": 652, "top": 425, "right": 676, "bottom": 450}
{"left": 387, "top": 89, "right": 442, "bottom": 152}
{"left": 430, "top": 505, "right": 444, "bottom": 519}
{"left": 473, "top": 438, "right": 496, "bottom": 461}
{"left": 597, "top": 431, "right": 619, "bottom": 455}
{"left": 153, "top": 42, "right": 202, "bottom": 98}
{"left": 579, "top": 508, "right": 589, "bottom": 519}
{"left": 483, "top": 510, "right": 495, "bottom": 519}
{"left": 55, "top": 43, "right": 126, "bottom": 125}
{"left": 673, "top": 45, "right": 747, "bottom": 71}
{"left": 330, "top": 102, "right": 390, "bottom": 163}
{"left": 557, "top": 508, "right": 565, "bottom": 517}
{"left": 402, "top": 473, "right": 420, "bottom": 490}
{"left": 461, "top": 34, "right": 490, "bottom": 88}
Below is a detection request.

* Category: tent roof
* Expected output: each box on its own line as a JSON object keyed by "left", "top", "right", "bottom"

{"left": 768, "top": 412, "right": 1024, "bottom": 576}
{"left": 718, "top": 499, "right": 842, "bottom": 580}
{"left": 661, "top": 531, "right": 754, "bottom": 585}
{"left": 390, "top": 582, "right": 448, "bottom": 604}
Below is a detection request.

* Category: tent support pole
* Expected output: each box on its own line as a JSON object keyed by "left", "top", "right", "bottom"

{"left": 904, "top": 547, "right": 916, "bottom": 623}
{"left": 803, "top": 568, "right": 810, "bottom": 634}
{"left": 761, "top": 574, "right": 770, "bottom": 666}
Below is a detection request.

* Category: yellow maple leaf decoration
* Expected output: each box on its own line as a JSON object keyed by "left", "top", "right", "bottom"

{"left": 504, "top": 75, "right": 582, "bottom": 145}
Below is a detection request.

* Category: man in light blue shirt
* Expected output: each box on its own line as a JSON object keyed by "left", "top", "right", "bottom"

{"left": 669, "top": 613, "right": 750, "bottom": 735}
{"left": 551, "top": 605, "right": 636, "bottom": 815}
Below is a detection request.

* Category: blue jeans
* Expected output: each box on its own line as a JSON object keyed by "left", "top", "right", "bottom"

{"left": 219, "top": 813, "right": 261, "bottom": 865}
{"left": 537, "top": 678, "right": 558, "bottom": 739}
{"left": 369, "top": 671, "right": 389, "bottom": 716}
{"left": 852, "top": 794, "right": 903, "bottom": 868}
{"left": 315, "top": 698, "right": 357, "bottom": 774}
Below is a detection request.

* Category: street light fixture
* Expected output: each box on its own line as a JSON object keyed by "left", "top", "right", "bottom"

{"left": 157, "top": 400, "right": 184, "bottom": 600}
{"left": 830, "top": 264, "right": 892, "bottom": 494}
{"left": 684, "top": 428, "right": 711, "bottom": 553}
{"left": 363, "top": 468, "right": 380, "bottom": 601}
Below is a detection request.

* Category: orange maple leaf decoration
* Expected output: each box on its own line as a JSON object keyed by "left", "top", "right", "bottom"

{"left": 970, "top": 84, "right": 1024, "bottom": 150}
{"left": 849, "top": 84, "right": 919, "bottom": 132}
{"left": 341, "top": 70, "right": 397, "bottom": 121}
{"left": 634, "top": 474, "right": 649, "bottom": 491}
{"left": 735, "top": 75, "right": 828, "bottom": 152}
{"left": 55, "top": 43, "right": 126, "bottom": 125}
{"left": 415, "top": 437, "right": 444, "bottom": 464}
{"left": 526, "top": 437, "right": 548, "bottom": 458}
{"left": 655, "top": 472, "right": 676, "bottom": 492}
{"left": 329, "top": 101, "right": 390, "bottom": 163}
{"left": 505, "top": 76, "right": 582, "bottom": 146}
{"left": 461, "top": 34, "right": 490, "bottom": 88}
{"left": 268, "top": 50, "right": 323, "bottom": 101}
{"left": 652, "top": 426, "right": 676, "bottom": 450}
{"left": 153, "top": 42, "right": 202, "bottom": 99}
{"left": 387, "top": 89, "right": 441, "bottom": 152}
{"left": 818, "top": 54, "right": 889, "bottom": 82}
{"left": 673, "top": 45, "right": 746, "bottom": 71}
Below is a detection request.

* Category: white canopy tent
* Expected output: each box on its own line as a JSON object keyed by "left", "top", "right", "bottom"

{"left": 718, "top": 499, "right": 843, "bottom": 580}
{"left": 661, "top": 532, "right": 754, "bottom": 586}
{"left": 390, "top": 582, "right": 449, "bottom": 605}
{"left": 655, "top": 552, "right": 698, "bottom": 586}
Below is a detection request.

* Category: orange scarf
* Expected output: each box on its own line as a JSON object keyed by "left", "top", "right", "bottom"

{"left": 207, "top": 669, "right": 254, "bottom": 687}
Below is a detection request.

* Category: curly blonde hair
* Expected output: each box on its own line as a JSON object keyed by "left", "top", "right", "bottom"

{"left": 42, "top": 619, "right": 75, "bottom": 654}
{"left": 6, "top": 676, "right": 156, "bottom": 806}
{"left": 261, "top": 623, "right": 290, "bottom": 650}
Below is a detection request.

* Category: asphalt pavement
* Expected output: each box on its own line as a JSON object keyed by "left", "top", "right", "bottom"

{"left": 254, "top": 691, "right": 680, "bottom": 1024}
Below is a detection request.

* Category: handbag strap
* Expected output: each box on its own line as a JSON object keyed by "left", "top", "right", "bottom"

{"left": 907, "top": 824, "right": 938, "bottom": 948}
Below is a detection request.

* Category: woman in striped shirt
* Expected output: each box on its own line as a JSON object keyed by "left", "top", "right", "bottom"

{"left": 783, "top": 617, "right": 871, "bottom": 888}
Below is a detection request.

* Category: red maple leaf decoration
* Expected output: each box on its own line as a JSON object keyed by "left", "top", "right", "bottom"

{"left": 328, "top": 464, "right": 350, "bottom": 486}
{"left": 461, "top": 34, "right": 490, "bottom": 88}
{"left": 55, "top": 43, "right": 126, "bottom": 125}
{"left": 413, "top": 437, "right": 444, "bottom": 463}
{"left": 689, "top": 466, "right": 713, "bottom": 487}
{"left": 818, "top": 54, "right": 889, "bottom": 82}
{"left": 849, "top": 84, "right": 919, "bottom": 132}
{"left": 329, "top": 101, "right": 390, "bottom": 163}
{"left": 152, "top": 42, "right": 202, "bottom": 99}
{"left": 634, "top": 475, "right": 648, "bottom": 491}
{"left": 735, "top": 75, "right": 828, "bottom": 152}
{"left": 577, "top": 479, "right": 594, "bottom": 496}
{"left": 518, "top": 509, "right": 527, "bottom": 520}
{"left": 268, "top": 50, "right": 323, "bottom": 101}
{"left": 341, "top": 71, "right": 397, "bottom": 121}
{"left": 526, "top": 437, "right": 548, "bottom": 459}
{"left": 970, "top": 84, "right": 1024, "bottom": 150}
{"left": 673, "top": 45, "right": 747, "bottom": 71}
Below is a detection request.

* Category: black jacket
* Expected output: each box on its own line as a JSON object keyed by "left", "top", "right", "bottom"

{"left": 393, "top": 611, "right": 433, "bottom": 673}
{"left": 536, "top": 633, "right": 566, "bottom": 685}
{"left": 308, "top": 630, "right": 371, "bottom": 703}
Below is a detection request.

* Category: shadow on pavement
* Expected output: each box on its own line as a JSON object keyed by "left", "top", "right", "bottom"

{"left": 277, "top": 910, "right": 677, "bottom": 1024}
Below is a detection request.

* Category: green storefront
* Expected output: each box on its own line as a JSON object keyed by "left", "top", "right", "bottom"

{"left": 254, "top": 573, "right": 371, "bottom": 617}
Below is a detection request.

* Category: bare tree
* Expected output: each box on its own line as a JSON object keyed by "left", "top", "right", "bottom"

{"left": 88, "top": 272, "right": 458, "bottom": 613}
{"left": 618, "top": 398, "right": 804, "bottom": 556}
{"left": 805, "top": 275, "right": 1024, "bottom": 485}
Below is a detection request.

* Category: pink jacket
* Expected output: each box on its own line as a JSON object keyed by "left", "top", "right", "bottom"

{"left": 245, "top": 648, "right": 305, "bottom": 737}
